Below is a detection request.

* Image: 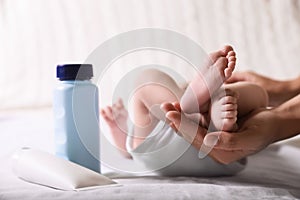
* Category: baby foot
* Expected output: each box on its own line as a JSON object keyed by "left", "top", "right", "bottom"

{"left": 100, "top": 98, "right": 131, "bottom": 158}
{"left": 162, "top": 103, "right": 248, "bottom": 164}
{"left": 210, "top": 89, "right": 238, "bottom": 132}
{"left": 180, "top": 45, "right": 236, "bottom": 114}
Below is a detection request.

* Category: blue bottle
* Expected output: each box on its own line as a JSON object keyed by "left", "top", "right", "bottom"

{"left": 53, "top": 64, "right": 100, "bottom": 173}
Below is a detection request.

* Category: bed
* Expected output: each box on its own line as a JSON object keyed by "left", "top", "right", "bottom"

{"left": 0, "top": 108, "right": 300, "bottom": 200}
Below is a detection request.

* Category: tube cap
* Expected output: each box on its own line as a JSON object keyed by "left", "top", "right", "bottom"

{"left": 56, "top": 64, "right": 93, "bottom": 80}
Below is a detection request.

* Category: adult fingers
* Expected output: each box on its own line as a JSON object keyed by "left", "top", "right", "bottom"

{"left": 166, "top": 110, "right": 206, "bottom": 147}
{"left": 160, "top": 102, "right": 177, "bottom": 113}
{"left": 202, "top": 130, "right": 258, "bottom": 164}
{"left": 209, "top": 148, "right": 250, "bottom": 164}
{"left": 172, "top": 102, "right": 181, "bottom": 112}
{"left": 203, "top": 130, "right": 257, "bottom": 151}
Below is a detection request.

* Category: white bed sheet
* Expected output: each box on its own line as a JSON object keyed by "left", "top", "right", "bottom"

{"left": 0, "top": 108, "right": 300, "bottom": 200}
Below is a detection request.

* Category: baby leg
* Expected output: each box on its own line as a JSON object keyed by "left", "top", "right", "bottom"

{"left": 101, "top": 69, "right": 185, "bottom": 156}
{"left": 180, "top": 45, "right": 236, "bottom": 114}
{"left": 130, "top": 69, "right": 185, "bottom": 149}
{"left": 210, "top": 82, "right": 268, "bottom": 131}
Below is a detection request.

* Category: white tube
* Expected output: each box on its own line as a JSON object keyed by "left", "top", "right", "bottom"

{"left": 11, "top": 148, "right": 117, "bottom": 191}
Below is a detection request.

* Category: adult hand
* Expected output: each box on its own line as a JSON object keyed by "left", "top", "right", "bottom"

{"left": 226, "top": 71, "right": 298, "bottom": 106}
{"left": 161, "top": 102, "right": 281, "bottom": 164}
{"left": 203, "top": 108, "right": 280, "bottom": 164}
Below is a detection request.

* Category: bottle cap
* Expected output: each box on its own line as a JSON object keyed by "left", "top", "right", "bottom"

{"left": 56, "top": 64, "right": 93, "bottom": 80}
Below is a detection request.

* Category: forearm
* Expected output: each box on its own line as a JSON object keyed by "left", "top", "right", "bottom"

{"left": 270, "top": 76, "right": 300, "bottom": 106}
{"left": 273, "top": 94, "right": 300, "bottom": 142}
{"left": 287, "top": 76, "right": 300, "bottom": 97}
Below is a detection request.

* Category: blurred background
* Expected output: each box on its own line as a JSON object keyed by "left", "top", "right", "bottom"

{"left": 1, "top": 0, "right": 300, "bottom": 110}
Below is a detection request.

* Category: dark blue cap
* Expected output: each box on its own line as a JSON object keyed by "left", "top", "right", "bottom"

{"left": 56, "top": 64, "right": 93, "bottom": 80}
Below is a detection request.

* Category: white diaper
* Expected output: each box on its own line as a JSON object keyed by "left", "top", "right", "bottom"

{"left": 126, "top": 121, "right": 246, "bottom": 176}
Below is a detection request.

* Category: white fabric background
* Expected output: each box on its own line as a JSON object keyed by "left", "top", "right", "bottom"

{"left": 0, "top": 0, "right": 300, "bottom": 109}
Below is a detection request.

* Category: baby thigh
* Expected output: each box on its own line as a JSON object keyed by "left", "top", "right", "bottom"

{"left": 131, "top": 69, "right": 184, "bottom": 148}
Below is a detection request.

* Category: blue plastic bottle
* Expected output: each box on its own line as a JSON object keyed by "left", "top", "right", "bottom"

{"left": 53, "top": 64, "right": 100, "bottom": 173}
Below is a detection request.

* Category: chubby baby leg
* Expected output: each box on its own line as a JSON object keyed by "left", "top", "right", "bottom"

{"left": 101, "top": 69, "right": 185, "bottom": 156}
{"left": 130, "top": 69, "right": 185, "bottom": 149}
{"left": 180, "top": 45, "right": 236, "bottom": 114}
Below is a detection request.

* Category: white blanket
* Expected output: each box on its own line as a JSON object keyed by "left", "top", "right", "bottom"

{"left": 0, "top": 109, "right": 300, "bottom": 199}
{"left": 1, "top": 145, "right": 300, "bottom": 199}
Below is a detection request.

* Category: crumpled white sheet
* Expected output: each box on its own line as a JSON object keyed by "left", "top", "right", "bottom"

{"left": 1, "top": 145, "right": 300, "bottom": 199}
{"left": 0, "top": 109, "right": 300, "bottom": 199}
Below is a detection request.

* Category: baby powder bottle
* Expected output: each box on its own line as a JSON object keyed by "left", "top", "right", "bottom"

{"left": 53, "top": 64, "right": 100, "bottom": 173}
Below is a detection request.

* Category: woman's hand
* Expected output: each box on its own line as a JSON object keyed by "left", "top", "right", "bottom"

{"left": 161, "top": 102, "right": 281, "bottom": 164}
{"left": 204, "top": 108, "right": 280, "bottom": 164}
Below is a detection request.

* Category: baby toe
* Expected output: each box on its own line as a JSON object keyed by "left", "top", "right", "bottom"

{"left": 222, "top": 45, "right": 234, "bottom": 54}
{"left": 226, "top": 50, "right": 236, "bottom": 58}
{"left": 100, "top": 109, "right": 106, "bottom": 116}
{"left": 102, "top": 107, "right": 113, "bottom": 120}
{"left": 228, "top": 56, "right": 236, "bottom": 62}
{"left": 223, "top": 117, "right": 237, "bottom": 125}
{"left": 228, "top": 61, "right": 236, "bottom": 70}
{"left": 222, "top": 103, "right": 237, "bottom": 111}
{"left": 222, "top": 110, "right": 238, "bottom": 119}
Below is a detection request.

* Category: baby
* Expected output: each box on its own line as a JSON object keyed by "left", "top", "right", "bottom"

{"left": 101, "top": 45, "right": 268, "bottom": 176}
